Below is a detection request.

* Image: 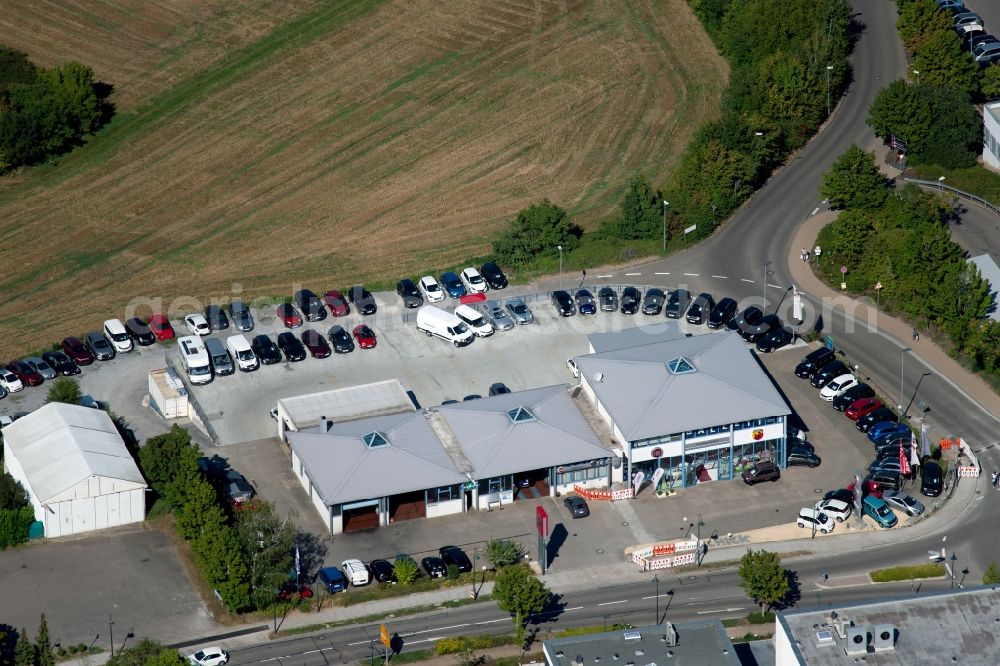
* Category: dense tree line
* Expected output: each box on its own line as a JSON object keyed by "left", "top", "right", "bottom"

{"left": 0, "top": 469, "right": 33, "bottom": 549}
{"left": 0, "top": 46, "right": 109, "bottom": 173}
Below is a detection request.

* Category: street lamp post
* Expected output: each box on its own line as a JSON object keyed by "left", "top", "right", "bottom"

{"left": 653, "top": 575, "right": 660, "bottom": 625}
{"left": 899, "top": 347, "right": 911, "bottom": 412}
{"left": 826, "top": 65, "right": 833, "bottom": 116}
{"left": 557, "top": 245, "right": 564, "bottom": 293}
{"left": 120, "top": 628, "right": 134, "bottom": 655}
{"left": 950, "top": 552, "right": 958, "bottom": 589}
{"left": 108, "top": 615, "right": 115, "bottom": 659}
{"left": 472, "top": 547, "right": 479, "bottom": 599}
{"left": 763, "top": 260, "right": 772, "bottom": 310}
{"left": 938, "top": 176, "right": 946, "bottom": 191}
{"left": 695, "top": 514, "right": 705, "bottom": 566}
{"left": 913, "top": 69, "right": 920, "bottom": 85}
{"left": 662, "top": 201, "right": 670, "bottom": 253}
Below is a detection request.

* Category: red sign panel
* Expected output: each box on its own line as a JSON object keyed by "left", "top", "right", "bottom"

{"left": 536, "top": 506, "right": 549, "bottom": 537}
{"left": 651, "top": 447, "right": 663, "bottom": 458}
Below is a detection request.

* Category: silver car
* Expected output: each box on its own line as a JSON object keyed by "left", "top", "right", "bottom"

{"left": 505, "top": 298, "right": 534, "bottom": 324}
{"left": 24, "top": 357, "right": 57, "bottom": 380}
{"left": 483, "top": 300, "right": 514, "bottom": 331}
{"left": 882, "top": 491, "right": 924, "bottom": 517}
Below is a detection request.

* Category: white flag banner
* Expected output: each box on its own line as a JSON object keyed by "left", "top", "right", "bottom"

{"left": 921, "top": 422, "right": 932, "bottom": 458}
{"left": 632, "top": 470, "right": 645, "bottom": 496}
{"left": 910, "top": 444, "right": 920, "bottom": 467}
{"left": 792, "top": 285, "right": 804, "bottom": 323}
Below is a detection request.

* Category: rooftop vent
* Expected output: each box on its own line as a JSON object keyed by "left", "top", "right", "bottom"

{"left": 594, "top": 372, "right": 604, "bottom": 383}
{"left": 663, "top": 623, "right": 678, "bottom": 647}
{"left": 873, "top": 624, "right": 895, "bottom": 652}
{"left": 623, "top": 630, "right": 642, "bottom": 641}
{"left": 362, "top": 431, "right": 389, "bottom": 448}
{"left": 815, "top": 630, "right": 835, "bottom": 647}
{"left": 845, "top": 626, "right": 868, "bottom": 656}
{"left": 507, "top": 406, "right": 536, "bottom": 423}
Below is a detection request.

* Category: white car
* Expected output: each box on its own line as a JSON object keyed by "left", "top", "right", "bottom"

{"left": 819, "top": 373, "right": 857, "bottom": 401}
{"left": 187, "top": 647, "right": 228, "bottom": 666}
{"left": 103, "top": 318, "right": 134, "bottom": 353}
{"left": 813, "top": 498, "right": 852, "bottom": 523}
{"left": 418, "top": 276, "right": 446, "bottom": 303}
{"left": 566, "top": 358, "right": 580, "bottom": 378}
{"left": 185, "top": 314, "right": 211, "bottom": 336}
{"left": 0, "top": 368, "right": 24, "bottom": 392}
{"left": 796, "top": 507, "right": 834, "bottom": 533}
{"left": 460, "top": 267, "right": 489, "bottom": 294}
{"left": 341, "top": 559, "right": 370, "bottom": 586}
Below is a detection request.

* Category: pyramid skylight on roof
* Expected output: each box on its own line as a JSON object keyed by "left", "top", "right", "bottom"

{"left": 506, "top": 406, "right": 536, "bottom": 423}
{"left": 666, "top": 356, "right": 696, "bottom": 374}
{"left": 362, "top": 431, "right": 389, "bottom": 448}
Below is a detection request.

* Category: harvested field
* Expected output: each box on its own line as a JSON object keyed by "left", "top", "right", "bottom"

{"left": 0, "top": 0, "right": 727, "bottom": 356}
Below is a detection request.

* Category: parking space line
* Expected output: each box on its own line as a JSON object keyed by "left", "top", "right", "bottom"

{"left": 683, "top": 273, "right": 699, "bottom": 277}
{"left": 711, "top": 275, "right": 727, "bottom": 279}
{"left": 625, "top": 272, "right": 641, "bottom": 276}
{"left": 596, "top": 274, "right": 614, "bottom": 278}
{"left": 812, "top": 207, "right": 820, "bottom": 215}
{"left": 597, "top": 600, "right": 628, "bottom": 606}
{"left": 655, "top": 272, "right": 670, "bottom": 275}
{"left": 768, "top": 283, "right": 782, "bottom": 289}
{"left": 741, "top": 278, "right": 754, "bottom": 283}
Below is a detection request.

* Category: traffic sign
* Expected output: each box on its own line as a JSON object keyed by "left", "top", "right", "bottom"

{"left": 875, "top": 281, "right": 882, "bottom": 290}
{"left": 380, "top": 624, "right": 391, "bottom": 648}
{"left": 840, "top": 265, "right": 848, "bottom": 274}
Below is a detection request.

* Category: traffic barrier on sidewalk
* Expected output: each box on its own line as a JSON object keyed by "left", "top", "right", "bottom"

{"left": 628, "top": 538, "right": 698, "bottom": 568}
{"left": 958, "top": 466, "right": 980, "bottom": 478}
{"left": 573, "top": 485, "right": 633, "bottom": 501}
{"left": 940, "top": 438, "right": 953, "bottom": 450}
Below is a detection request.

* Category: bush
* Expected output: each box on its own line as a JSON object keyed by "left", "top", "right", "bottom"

{"left": 434, "top": 635, "right": 505, "bottom": 655}
{"left": 491, "top": 200, "right": 579, "bottom": 267}
{"left": 67, "top": 646, "right": 78, "bottom": 655}
{"left": 485, "top": 539, "right": 523, "bottom": 569}
{"left": 446, "top": 564, "right": 459, "bottom": 581}
{"left": 746, "top": 611, "right": 775, "bottom": 624}
{"left": 394, "top": 556, "right": 420, "bottom": 586}
{"left": 869, "top": 563, "right": 944, "bottom": 582}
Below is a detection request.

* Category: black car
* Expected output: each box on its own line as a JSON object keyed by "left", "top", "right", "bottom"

{"left": 833, "top": 383, "right": 875, "bottom": 411}
{"left": 642, "top": 288, "right": 665, "bottom": 315}
{"left": 856, "top": 407, "right": 897, "bottom": 432}
{"left": 740, "top": 314, "right": 781, "bottom": 343}
{"left": 620, "top": 287, "right": 641, "bottom": 314}
{"left": 787, "top": 447, "right": 821, "bottom": 468}
{"left": 564, "top": 495, "right": 590, "bottom": 518}
{"left": 756, "top": 327, "right": 793, "bottom": 353}
{"left": 686, "top": 293, "right": 714, "bottom": 325}
{"left": 727, "top": 306, "right": 763, "bottom": 332}
{"left": 488, "top": 382, "right": 511, "bottom": 396}
{"left": 125, "top": 317, "right": 156, "bottom": 346}
{"left": 252, "top": 334, "right": 283, "bottom": 364}
{"left": 575, "top": 289, "right": 596, "bottom": 315}
{"left": 875, "top": 441, "right": 911, "bottom": 461}
{"left": 225, "top": 470, "right": 255, "bottom": 505}
{"left": 228, "top": 299, "right": 254, "bottom": 331}
{"left": 294, "top": 289, "right": 327, "bottom": 322}
{"left": 348, "top": 285, "right": 377, "bottom": 315}
{"left": 370, "top": 559, "right": 397, "bottom": 584}
{"left": 794, "top": 347, "right": 835, "bottom": 378}
{"left": 463, "top": 394, "right": 482, "bottom": 401}
{"left": 598, "top": 287, "right": 618, "bottom": 312}
{"left": 439, "top": 546, "right": 473, "bottom": 573}
{"left": 810, "top": 360, "right": 849, "bottom": 388}
{"left": 866, "top": 469, "right": 902, "bottom": 491}
{"left": 664, "top": 289, "right": 691, "bottom": 319}
{"left": 823, "top": 488, "right": 855, "bottom": 508}
{"left": 41, "top": 351, "right": 80, "bottom": 376}
{"left": 551, "top": 290, "right": 576, "bottom": 316}
{"left": 703, "top": 298, "right": 734, "bottom": 330}
{"left": 921, "top": 461, "right": 943, "bottom": 497}
{"left": 421, "top": 556, "right": 447, "bottom": 578}
{"left": 480, "top": 262, "right": 508, "bottom": 290}
{"left": 396, "top": 279, "right": 423, "bottom": 308}
{"left": 328, "top": 325, "right": 355, "bottom": 353}
{"left": 277, "top": 332, "right": 307, "bottom": 362}
{"left": 205, "top": 304, "right": 230, "bottom": 330}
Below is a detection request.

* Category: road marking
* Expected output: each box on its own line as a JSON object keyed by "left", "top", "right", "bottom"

{"left": 683, "top": 273, "right": 699, "bottom": 277}
{"left": 598, "top": 600, "right": 628, "bottom": 606}
{"left": 812, "top": 207, "right": 820, "bottom": 215}
{"left": 696, "top": 607, "right": 745, "bottom": 615}
{"left": 347, "top": 640, "right": 368, "bottom": 646}
{"left": 712, "top": 275, "right": 727, "bottom": 279}
{"left": 641, "top": 594, "right": 673, "bottom": 600}
{"left": 625, "top": 272, "right": 641, "bottom": 276}
{"left": 768, "top": 283, "right": 782, "bottom": 289}
{"left": 597, "top": 274, "right": 613, "bottom": 278}
{"left": 822, "top": 198, "right": 829, "bottom": 204}
{"left": 564, "top": 606, "right": 584, "bottom": 611}
{"left": 405, "top": 623, "right": 471, "bottom": 636}
{"left": 741, "top": 278, "right": 755, "bottom": 283}
{"left": 655, "top": 272, "right": 670, "bottom": 275}
{"left": 474, "top": 618, "right": 508, "bottom": 625}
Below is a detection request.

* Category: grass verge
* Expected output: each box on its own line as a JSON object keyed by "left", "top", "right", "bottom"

{"left": 870, "top": 563, "right": 945, "bottom": 583}
{"left": 909, "top": 164, "right": 1000, "bottom": 207}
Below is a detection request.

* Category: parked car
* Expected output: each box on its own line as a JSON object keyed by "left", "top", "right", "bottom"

{"left": 440, "top": 272, "right": 466, "bottom": 299}
{"left": 7, "top": 360, "right": 43, "bottom": 386}
{"left": 483, "top": 300, "right": 514, "bottom": 330}
{"left": 707, "top": 297, "right": 738, "bottom": 329}
{"left": 480, "top": 262, "right": 508, "bottom": 290}
{"left": 348, "top": 285, "right": 378, "bottom": 314}
{"left": 460, "top": 267, "right": 488, "bottom": 294}
{"left": 277, "top": 582, "right": 314, "bottom": 600}
{"left": 796, "top": 508, "right": 834, "bottom": 534}
{"left": 686, "top": 292, "right": 714, "bottom": 325}
{"left": 489, "top": 382, "right": 511, "bottom": 396}
{"left": 275, "top": 303, "right": 302, "bottom": 328}
{"left": 341, "top": 559, "right": 371, "bottom": 586}
{"left": 823, "top": 488, "right": 856, "bottom": 508}
{"left": 664, "top": 289, "right": 691, "bottom": 319}
{"left": 41, "top": 351, "right": 80, "bottom": 376}
{"left": 205, "top": 304, "right": 230, "bottom": 330}
{"left": 0, "top": 368, "right": 23, "bottom": 392}
{"left": 185, "top": 313, "right": 211, "bottom": 336}
{"left": 882, "top": 490, "right": 925, "bottom": 517}
{"left": 24, "top": 357, "right": 56, "bottom": 380}
{"left": 833, "top": 383, "right": 876, "bottom": 411}
{"left": 865, "top": 468, "right": 902, "bottom": 491}
{"left": 251, "top": 334, "right": 283, "bottom": 364}
{"left": 953, "top": 12, "right": 982, "bottom": 28}
{"left": 856, "top": 407, "right": 897, "bottom": 432}
{"left": 62, "top": 336, "right": 95, "bottom": 365}
{"left": 301, "top": 330, "right": 332, "bottom": 358}
{"left": 101, "top": 319, "right": 133, "bottom": 354}
{"left": 327, "top": 325, "right": 355, "bottom": 353}
{"left": 323, "top": 289, "right": 351, "bottom": 316}
{"left": 416, "top": 276, "right": 445, "bottom": 304}
{"left": 868, "top": 422, "right": 910, "bottom": 445}
{"left": 353, "top": 324, "right": 377, "bottom": 349}
{"left": 596, "top": 287, "right": 618, "bottom": 312}
{"left": 794, "top": 347, "right": 835, "bottom": 378}
{"left": 574, "top": 289, "right": 596, "bottom": 315}
{"left": 294, "top": 289, "right": 327, "bottom": 321}
{"left": 787, "top": 447, "right": 821, "bottom": 468}
{"left": 370, "top": 559, "right": 397, "bottom": 584}
{"left": 819, "top": 374, "right": 858, "bottom": 400}
{"left": 317, "top": 567, "right": 348, "bottom": 593}
{"left": 505, "top": 298, "right": 534, "bottom": 324}
{"left": 813, "top": 499, "right": 852, "bottom": 522}
{"left": 862, "top": 495, "right": 898, "bottom": 528}
{"left": 642, "top": 288, "right": 665, "bottom": 315}
{"left": 756, "top": 326, "right": 793, "bottom": 352}
{"left": 845, "top": 397, "right": 883, "bottom": 421}
{"left": 277, "top": 332, "right": 307, "bottom": 361}
{"left": 228, "top": 299, "right": 254, "bottom": 331}
{"left": 563, "top": 495, "right": 590, "bottom": 518}
{"left": 741, "top": 461, "right": 780, "bottom": 485}
{"left": 551, "top": 290, "right": 576, "bottom": 316}
{"left": 921, "top": 461, "right": 943, "bottom": 497}
{"left": 187, "top": 648, "right": 228, "bottom": 666}
{"left": 740, "top": 314, "right": 781, "bottom": 343}
{"left": 85, "top": 331, "right": 116, "bottom": 361}
{"left": 225, "top": 470, "right": 255, "bottom": 505}
{"left": 439, "top": 546, "right": 473, "bottom": 573}
{"left": 396, "top": 279, "right": 424, "bottom": 308}
{"left": 619, "top": 286, "right": 641, "bottom": 315}
{"left": 810, "top": 360, "right": 849, "bottom": 388}
{"left": 148, "top": 314, "right": 176, "bottom": 341}
{"left": 869, "top": 459, "right": 903, "bottom": 477}
{"left": 727, "top": 306, "right": 763, "bottom": 332}
{"left": 125, "top": 317, "right": 156, "bottom": 346}
{"left": 421, "top": 556, "right": 447, "bottom": 578}
{"left": 875, "top": 440, "right": 911, "bottom": 461}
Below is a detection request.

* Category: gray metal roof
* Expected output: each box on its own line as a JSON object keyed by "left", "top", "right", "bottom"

{"left": 587, "top": 322, "right": 685, "bottom": 353}
{"left": 437, "top": 385, "right": 613, "bottom": 479}
{"left": 542, "top": 622, "right": 740, "bottom": 666}
{"left": 969, "top": 254, "right": 1000, "bottom": 322}
{"left": 277, "top": 379, "right": 414, "bottom": 429}
{"left": 778, "top": 586, "right": 1000, "bottom": 665}
{"left": 573, "top": 332, "right": 790, "bottom": 440}
{"left": 287, "top": 411, "right": 466, "bottom": 506}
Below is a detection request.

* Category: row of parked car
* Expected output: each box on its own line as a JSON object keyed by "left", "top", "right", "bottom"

{"left": 942, "top": 1, "right": 1000, "bottom": 67}
{"left": 313, "top": 545, "right": 478, "bottom": 594}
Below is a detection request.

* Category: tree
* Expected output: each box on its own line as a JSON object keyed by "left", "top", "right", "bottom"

{"left": 821, "top": 145, "right": 889, "bottom": 210}
{"left": 737, "top": 549, "right": 789, "bottom": 614}
{"left": 983, "top": 561, "right": 1000, "bottom": 585}
{"left": 234, "top": 502, "right": 295, "bottom": 608}
{"left": 34, "top": 614, "right": 53, "bottom": 666}
{"left": 897, "top": 0, "right": 953, "bottom": 53}
{"left": 13, "top": 630, "right": 32, "bottom": 666}
{"left": 0, "top": 507, "right": 33, "bottom": 550}
{"left": 492, "top": 200, "right": 578, "bottom": 267}
{"left": 617, "top": 174, "right": 663, "bottom": 240}
{"left": 106, "top": 639, "right": 183, "bottom": 666}
{"left": 45, "top": 377, "right": 82, "bottom": 405}
{"left": 492, "top": 564, "right": 550, "bottom": 642}
{"left": 394, "top": 555, "right": 420, "bottom": 586}
{"left": 0, "top": 473, "right": 28, "bottom": 510}
{"left": 485, "top": 539, "right": 523, "bottom": 569}
{"left": 913, "top": 31, "right": 979, "bottom": 95}
{"left": 982, "top": 64, "right": 1000, "bottom": 101}
{"left": 138, "top": 425, "right": 202, "bottom": 507}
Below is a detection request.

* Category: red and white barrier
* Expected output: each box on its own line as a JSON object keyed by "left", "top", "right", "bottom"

{"left": 573, "top": 485, "right": 634, "bottom": 501}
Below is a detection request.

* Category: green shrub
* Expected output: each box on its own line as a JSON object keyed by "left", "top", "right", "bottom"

{"left": 870, "top": 563, "right": 944, "bottom": 582}
{"left": 67, "top": 646, "right": 78, "bottom": 655}
{"left": 434, "top": 635, "right": 505, "bottom": 655}
{"left": 486, "top": 539, "right": 523, "bottom": 569}
{"left": 446, "top": 564, "right": 459, "bottom": 581}
{"left": 76, "top": 644, "right": 88, "bottom": 654}
{"left": 747, "top": 611, "right": 775, "bottom": 624}
{"left": 394, "top": 556, "right": 420, "bottom": 586}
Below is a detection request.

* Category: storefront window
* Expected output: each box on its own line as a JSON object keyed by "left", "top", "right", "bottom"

{"left": 426, "top": 485, "right": 457, "bottom": 505}
{"left": 556, "top": 463, "right": 609, "bottom": 486}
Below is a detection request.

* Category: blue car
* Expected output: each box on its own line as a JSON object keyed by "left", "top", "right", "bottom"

{"left": 317, "top": 566, "right": 347, "bottom": 593}
{"left": 440, "top": 271, "right": 466, "bottom": 299}
{"left": 872, "top": 424, "right": 912, "bottom": 446}
{"left": 867, "top": 421, "right": 905, "bottom": 443}
{"left": 575, "top": 289, "right": 597, "bottom": 315}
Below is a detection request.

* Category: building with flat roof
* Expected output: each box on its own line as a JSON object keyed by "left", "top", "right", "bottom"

{"left": 586, "top": 323, "right": 685, "bottom": 353}
{"left": 274, "top": 379, "right": 415, "bottom": 441}
{"left": 572, "top": 331, "right": 790, "bottom": 490}
{"left": 543, "top": 622, "right": 740, "bottom": 666}
{"left": 775, "top": 586, "right": 1000, "bottom": 665}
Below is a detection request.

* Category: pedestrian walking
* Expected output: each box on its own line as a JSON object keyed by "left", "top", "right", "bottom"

{"left": 912, "top": 328, "right": 919, "bottom": 341}
{"left": 801, "top": 248, "right": 808, "bottom": 262}
{"left": 992, "top": 470, "right": 999, "bottom": 489}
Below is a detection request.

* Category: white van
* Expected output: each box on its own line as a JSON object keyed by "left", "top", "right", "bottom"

{"left": 177, "top": 335, "right": 212, "bottom": 385}
{"left": 454, "top": 304, "right": 494, "bottom": 337}
{"left": 226, "top": 334, "right": 259, "bottom": 372}
{"left": 341, "top": 559, "right": 370, "bottom": 586}
{"left": 103, "top": 318, "right": 133, "bottom": 353}
{"left": 415, "top": 305, "right": 475, "bottom": 347}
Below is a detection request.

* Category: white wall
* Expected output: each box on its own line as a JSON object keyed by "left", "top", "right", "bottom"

{"left": 985, "top": 103, "right": 1000, "bottom": 170}
{"left": 425, "top": 497, "right": 463, "bottom": 519}
{"left": 42, "top": 487, "right": 145, "bottom": 538}
{"left": 773, "top": 619, "right": 798, "bottom": 665}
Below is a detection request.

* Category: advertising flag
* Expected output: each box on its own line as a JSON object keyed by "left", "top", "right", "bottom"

{"left": 899, "top": 441, "right": 911, "bottom": 477}
{"left": 792, "top": 285, "right": 803, "bottom": 323}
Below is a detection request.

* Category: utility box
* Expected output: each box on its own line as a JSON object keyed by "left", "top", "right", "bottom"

{"left": 148, "top": 368, "right": 189, "bottom": 420}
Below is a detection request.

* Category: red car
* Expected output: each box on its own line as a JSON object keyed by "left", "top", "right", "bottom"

{"left": 323, "top": 290, "right": 350, "bottom": 317}
{"left": 352, "top": 324, "right": 377, "bottom": 349}
{"left": 301, "top": 330, "right": 332, "bottom": 358}
{"left": 148, "top": 314, "right": 175, "bottom": 341}
{"left": 277, "top": 303, "right": 303, "bottom": 328}
{"left": 6, "top": 361, "right": 44, "bottom": 387}
{"left": 61, "top": 336, "right": 95, "bottom": 365}
{"left": 277, "top": 582, "right": 314, "bottom": 601}
{"left": 848, "top": 479, "right": 884, "bottom": 499}
{"left": 845, "top": 397, "right": 882, "bottom": 421}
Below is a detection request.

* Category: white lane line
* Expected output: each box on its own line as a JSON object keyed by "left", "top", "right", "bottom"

{"left": 625, "top": 272, "right": 641, "bottom": 276}
{"left": 564, "top": 606, "right": 584, "bottom": 611}
{"left": 597, "top": 274, "right": 613, "bottom": 278}
{"left": 712, "top": 275, "right": 727, "bottom": 279}
{"left": 641, "top": 594, "right": 673, "bottom": 600}
{"left": 741, "top": 278, "right": 755, "bottom": 283}
{"left": 768, "top": 283, "right": 782, "bottom": 289}
{"left": 598, "top": 600, "right": 628, "bottom": 606}
{"left": 347, "top": 640, "right": 368, "bottom": 646}
{"left": 683, "top": 273, "right": 699, "bottom": 277}
{"left": 812, "top": 207, "right": 820, "bottom": 215}
{"left": 696, "top": 609, "right": 731, "bottom": 615}
{"left": 655, "top": 272, "right": 670, "bottom": 275}
{"left": 474, "top": 618, "right": 508, "bottom": 625}
{"left": 405, "top": 623, "right": 471, "bottom": 636}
